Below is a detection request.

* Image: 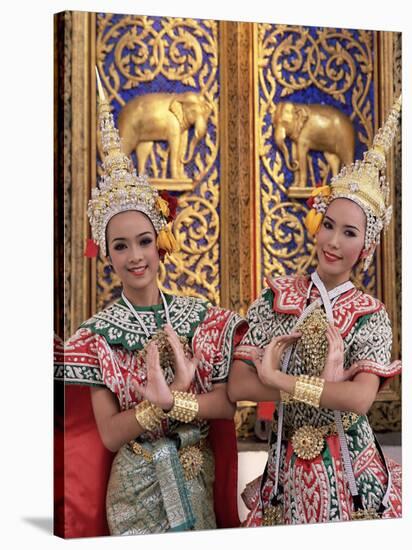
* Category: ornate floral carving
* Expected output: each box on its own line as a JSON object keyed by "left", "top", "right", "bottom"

{"left": 94, "top": 14, "right": 220, "bottom": 309}
{"left": 255, "top": 25, "right": 377, "bottom": 295}
{"left": 368, "top": 401, "right": 401, "bottom": 432}
{"left": 55, "top": 11, "right": 72, "bottom": 340}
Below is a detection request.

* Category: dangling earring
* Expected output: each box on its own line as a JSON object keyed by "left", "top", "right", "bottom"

{"left": 363, "top": 252, "right": 373, "bottom": 271}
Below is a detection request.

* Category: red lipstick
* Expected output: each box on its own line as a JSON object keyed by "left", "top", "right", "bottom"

{"left": 323, "top": 250, "right": 341, "bottom": 263}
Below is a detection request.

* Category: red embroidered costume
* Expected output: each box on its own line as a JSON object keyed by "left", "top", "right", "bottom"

{"left": 234, "top": 275, "right": 401, "bottom": 525}
{"left": 54, "top": 295, "right": 246, "bottom": 537}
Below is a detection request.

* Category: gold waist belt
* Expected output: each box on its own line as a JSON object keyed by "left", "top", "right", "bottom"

{"left": 283, "top": 412, "right": 359, "bottom": 460}
{"left": 130, "top": 438, "right": 207, "bottom": 480}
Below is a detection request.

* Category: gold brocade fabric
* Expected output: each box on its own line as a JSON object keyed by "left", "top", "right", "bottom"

{"left": 106, "top": 439, "right": 216, "bottom": 535}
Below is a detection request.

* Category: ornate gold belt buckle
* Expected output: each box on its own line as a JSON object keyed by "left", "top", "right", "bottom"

{"left": 262, "top": 504, "right": 283, "bottom": 526}
{"left": 351, "top": 508, "right": 381, "bottom": 521}
{"left": 291, "top": 425, "right": 324, "bottom": 460}
{"left": 178, "top": 444, "right": 204, "bottom": 480}
{"left": 130, "top": 441, "right": 153, "bottom": 462}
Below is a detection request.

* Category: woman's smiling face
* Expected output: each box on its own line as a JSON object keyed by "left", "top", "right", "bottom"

{"left": 106, "top": 210, "right": 160, "bottom": 303}
{"left": 315, "top": 198, "right": 366, "bottom": 288}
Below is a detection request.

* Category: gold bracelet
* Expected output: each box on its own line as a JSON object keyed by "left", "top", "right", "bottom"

{"left": 151, "top": 404, "right": 168, "bottom": 423}
{"left": 293, "top": 375, "right": 325, "bottom": 408}
{"left": 134, "top": 400, "right": 165, "bottom": 432}
{"left": 167, "top": 391, "right": 199, "bottom": 423}
{"left": 280, "top": 390, "right": 293, "bottom": 404}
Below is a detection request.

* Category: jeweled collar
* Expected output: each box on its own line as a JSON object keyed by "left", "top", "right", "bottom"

{"left": 81, "top": 293, "right": 210, "bottom": 350}
{"left": 266, "top": 275, "right": 383, "bottom": 337}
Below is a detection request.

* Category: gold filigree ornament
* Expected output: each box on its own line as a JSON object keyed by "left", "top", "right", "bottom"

{"left": 168, "top": 391, "right": 199, "bottom": 423}
{"left": 262, "top": 504, "right": 283, "bottom": 526}
{"left": 134, "top": 400, "right": 167, "bottom": 433}
{"left": 351, "top": 508, "right": 381, "bottom": 521}
{"left": 290, "top": 412, "right": 359, "bottom": 460}
{"left": 297, "top": 308, "right": 329, "bottom": 376}
{"left": 137, "top": 330, "right": 190, "bottom": 381}
{"left": 291, "top": 425, "right": 325, "bottom": 460}
{"left": 130, "top": 441, "right": 154, "bottom": 463}
{"left": 129, "top": 441, "right": 205, "bottom": 478}
{"left": 178, "top": 444, "right": 204, "bottom": 480}
{"left": 293, "top": 375, "right": 325, "bottom": 408}
{"left": 280, "top": 390, "right": 293, "bottom": 404}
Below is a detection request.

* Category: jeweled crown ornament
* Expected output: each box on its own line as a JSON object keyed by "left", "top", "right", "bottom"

{"left": 87, "top": 68, "right": 178, "bottom": 257}
{"left": 305, "top": 96, "right": 402, "bottom": 270}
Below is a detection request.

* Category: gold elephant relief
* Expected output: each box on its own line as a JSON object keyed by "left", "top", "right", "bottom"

{"left": 118, "top": 91, "right": 213, "bottom": 182}
{"left": 272, "top": 101, "right": 355, "bottom": 193}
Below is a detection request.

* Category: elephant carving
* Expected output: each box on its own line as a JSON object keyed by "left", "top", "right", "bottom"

{"left": 272, "top": 102, "right": 355, "bottom": 188}
{"left": 118, "top": 92, "right": 213, "bottom": 179}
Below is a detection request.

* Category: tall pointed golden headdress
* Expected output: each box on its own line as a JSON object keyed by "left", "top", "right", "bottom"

{"left": 305, "top": 95, "right": 402, "bottom": 269}
{"left": 87, "top": 69, "right": 178, "bottom": 257}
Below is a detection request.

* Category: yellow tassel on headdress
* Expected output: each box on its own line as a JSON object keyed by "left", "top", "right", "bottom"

{"left": 157, "top": 224, "right": 179, "bottom": 254}
{"left": 312, "top": 185, "right": 331, "bottom": 199}
{"left": 156, "top": 196, "right": 170, "bottom": 218}
{"left": 304, "top": 209, "right": 323, "bottom": 236}
{"left": 304, "top": 185, "right": 331, "bottom": 236}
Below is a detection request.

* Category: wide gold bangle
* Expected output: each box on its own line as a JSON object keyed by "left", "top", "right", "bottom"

{"left": 280, "top": 390, "right": 293, "bottom": 404}
{"left": 293, "top": 375, "right": 325, "bottom": 408}
{"left": 167, "top": 391, "right": 199, "bottom": 423}
{"left": 134, "top": 400, "right": 166, "bottom": 432}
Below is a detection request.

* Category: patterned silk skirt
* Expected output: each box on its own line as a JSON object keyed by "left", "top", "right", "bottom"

{"left": 242, "top": 417, "right": 402, "bottom": 526}
{"left": 106, "top": 434, "right": 216, "bottom": 535}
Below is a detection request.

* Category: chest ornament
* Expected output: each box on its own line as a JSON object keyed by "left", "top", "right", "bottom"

{"left": 297, "top": 307, "right": 329, "bottom": 376}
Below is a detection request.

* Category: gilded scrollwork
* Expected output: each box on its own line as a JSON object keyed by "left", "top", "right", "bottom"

{"left": 159, "top": 174, "right": 220, "bottom": 301}
{"left": 63, "top": 12, "right": 72, "bottom": 339}
{"left": 261, "top": 168, "right": 315, "bottom": 277}
{"left": 55, "top": 11, "right": 72, "bottom": 340}
{"left": 234, "top": 405, "right": 257, "bottom": 440}
{"left": 255, "top": 24, "right": 377, "bottom": 294}
{"left": 393, "top": 32, "right": 402, "bottom": 361}
{"left": 94, "top": 14, "right": 220, "bottom": 310}
{"left": 368, "top": 400, "right": 401, "bottom": 432}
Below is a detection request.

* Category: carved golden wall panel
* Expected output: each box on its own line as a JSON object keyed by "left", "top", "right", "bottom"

{"left": 54, "top": 11, "right": 73, "bottom": 341}
{"left": 253, "top": 25, "right": 379, "bottom": 299}
{"left": 92, "top": 13, "right": 222, "bottom": 311}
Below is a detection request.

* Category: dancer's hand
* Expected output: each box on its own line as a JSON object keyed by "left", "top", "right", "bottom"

{"left": 164, "top": 324, "right": 198, "bottom": 391}
{"left": 132, "top": 342, "right": 174, "bottom": 410}
{"left": 255, "top": 332, "right": 301, "bottom": 387}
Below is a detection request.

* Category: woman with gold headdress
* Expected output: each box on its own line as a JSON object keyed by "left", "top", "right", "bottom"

{"left": 228, "top": 98, "right": 402, "bottom": 525}
{"left": 54, "top": 73, "right": 246, "bottom": 537}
